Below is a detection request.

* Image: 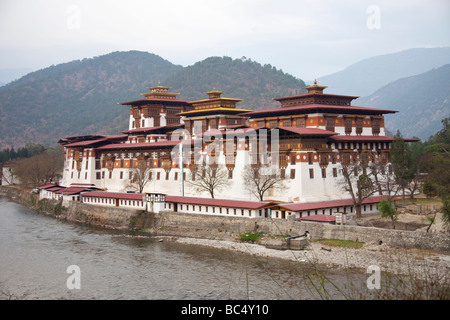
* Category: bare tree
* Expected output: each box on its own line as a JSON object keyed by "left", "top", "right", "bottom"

{"left": 339, "top": 161, "right": 378, "bottom": 219}
{"left": 14, "top": 149, "right": 63, "bottom": 186}
{"left": 243, "top": 164, "right": 287, "bottom": 201}
{"left": 188, "top": 163, "right": 229, "bottom": 198}
{"left": 369, "top": 161, "right": 402, "bottom": 198}
{"left": 126, "top": 158, "right": 152, "bottom": 193}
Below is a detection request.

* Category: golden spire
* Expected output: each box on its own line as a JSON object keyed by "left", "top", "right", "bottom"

{"left": 305, "top": 79, "right": 327, "bottom": 94}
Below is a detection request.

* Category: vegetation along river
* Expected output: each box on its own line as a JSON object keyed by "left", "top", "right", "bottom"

{"left": 0, "top": 195, "right": 387, "bottom": 300}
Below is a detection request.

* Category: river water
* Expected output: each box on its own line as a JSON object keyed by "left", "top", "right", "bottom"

{"left": 0, "top": 195, "right": 374, "bottom": 300}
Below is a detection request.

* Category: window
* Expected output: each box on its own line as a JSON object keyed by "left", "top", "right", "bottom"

{"left": 325, "top": 117, "right": 335, "bottom": 132}
{"left": 290, "top": 169, "right": 295, "bottom": 179}
{"left": 309, "top": 168, "right": 314, "bottom": 179}
{"left": 296, "top": 118, "right": 306, "bottom": 128}
{"left": 165, "top": 172, "right": 169, "bottom": 180}
{"left": 280, "top": 168, "right": 285, "bottom": 179}
{"left": 120, "top": 171, "right": 123, "bottom": 179}
{"left": 157, "top": 172, "right": 160, "bottom": 180}
{"left": 174, "top": 172, "right": 178, "bottom": 180}
{"left": 333, "top": 168, "right": 337, "bottom": 177}
{"left": 228, "top": 170, "right": 233, "bottom": 179}
{"left": 321, "top": 168, "right": 326, "bottom": 178}
{"left": 356, "top": 118, "right": 363, "bottom": 135}
{"left": 344, "top": 117, "right": 353, "bottom": 135}
{"left": 290, "top": 154, "right": 296, "bottom": 165}
{"left": 109, "top": 171, "right": 112, "bottom": 179}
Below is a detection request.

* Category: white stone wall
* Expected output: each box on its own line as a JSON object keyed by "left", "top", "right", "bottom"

{"left": 165, "top": 202, "right": 266, "bottom": 219}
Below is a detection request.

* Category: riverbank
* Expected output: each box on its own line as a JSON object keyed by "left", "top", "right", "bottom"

{"left": 1, "top": 186, "right": 449, "bottom": 290}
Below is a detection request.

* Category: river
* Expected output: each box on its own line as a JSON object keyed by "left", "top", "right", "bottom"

{"left": 0, "top": 195, "right": 375, "bottom": 300}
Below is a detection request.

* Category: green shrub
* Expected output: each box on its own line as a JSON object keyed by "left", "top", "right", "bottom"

{"left": 239, "top": 231, "right": 264, "bottom": 242}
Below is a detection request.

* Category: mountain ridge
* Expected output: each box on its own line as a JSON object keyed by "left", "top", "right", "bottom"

{"left": 317, "top": 47, "right": 450, "bottom": 97}
{"left": 0, "top": 52, "right": 306, "bottom": 149}
{"left": 357, "top": 64, "right": 450, "bottom": 140}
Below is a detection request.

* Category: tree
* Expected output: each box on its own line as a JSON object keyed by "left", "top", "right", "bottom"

{"left": 377, "top": 198, "right": 398, "bottom": 229}
{"left": 339, "top": 158, "right": 378, "bottom": 219}
{"left": 126, "top": 158, "right": 152, "bottom": 193}
{"left": 188, "top": 163, "right": 229, "bottom": 199}
{"left": 13, "top": 148, "right": 63, "bottom": 186}
{"left": 337, "top": 150, "right": 385, "bottom": 218}
{"left": 242, "top": 164, "right": 287, "bottom": 201}
{"left": 390, "top": 130, "right": 420, "bottom": 199}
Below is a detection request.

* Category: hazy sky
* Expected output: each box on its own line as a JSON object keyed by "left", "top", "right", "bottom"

{"left": 0, "top": 0, "right": 449, "bottom": 80}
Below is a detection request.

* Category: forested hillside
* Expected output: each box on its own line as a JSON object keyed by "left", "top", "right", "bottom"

{"left": 0, "top": 51, "right": 182, "bottom": 149}
{"left": 357, "top": 64, "right": 450, "bottom": 140}
{"left": 0, "top": 53, "right": 306, "bottom": 149}
{"left": 164, "top": 56, "right": 306, "bottom": 109}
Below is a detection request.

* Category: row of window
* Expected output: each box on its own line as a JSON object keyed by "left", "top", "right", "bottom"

{"left": 70, "top": 166, "right": 342, "bottom": 181}
{"left": 83, "top": 197, "right": 145, "bottom": 207}
{"left": 164, "top": 202, "right": 265, "bottom": 217}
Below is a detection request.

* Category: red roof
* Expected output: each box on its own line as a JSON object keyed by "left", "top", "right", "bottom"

{"left": 242, "top": 104, "right": 397, "bottom": 118}
{"left": 38, "top": 183, "right": 60, "bottom": 189}
{"left": 81, "top": 191, "right": 144, "bottom": 201}
{"left": 298, "top": 214, "right": 336, "bottom": 222}
{"left": 165, "top": 196, "right": 275, "bottom": 210}
{"left": 45, "top": 186, "right": 65, "bottom": 192}
{"left": 60, "top": 135, "right": 126, "bottom": 147}
{"left": 280, "top": 195, "right": 394, "bottom": 212}
{"left": 119, "top": 98, "right": 191, "bottom": 105}
{"left": 274, "top": 92, "right": 360, "bottom": 102}
{"left": 95, "top": 139, "right": 193, "bottom": 151}
{"left": 279, "top": 127, "right": 338, "bottom": 136}
{"left": 330, "top": 136, "right": 419, "bottom": 142}
{"left": 122, "top": 123, "right": 183, "bottom": 134}
{"left": 54, "top": 187, "right": 93, "bottom": 195}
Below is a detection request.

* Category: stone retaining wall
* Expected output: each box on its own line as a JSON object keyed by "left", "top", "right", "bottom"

{"left": 151, "top": 210, "right": 450, "bottom": 252}
{"left": 1, "top": 186, "right": 449, "bottom": 252}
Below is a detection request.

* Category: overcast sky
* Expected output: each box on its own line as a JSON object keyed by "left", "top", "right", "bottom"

{"left": 0, "top": 0, "right": 449, "bottom": 81}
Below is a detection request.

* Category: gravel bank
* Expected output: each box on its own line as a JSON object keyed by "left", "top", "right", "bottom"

{"left": 168, "top": 236, "right": 450, "bottom": 284}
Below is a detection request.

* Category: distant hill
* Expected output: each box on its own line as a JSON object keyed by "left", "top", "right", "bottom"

{"left": 357, "top": 64, "right": 450, "bottom": 140}
{"left": 0, "top": 51, "right": 182, "bottom": 149}
{"left": 0, "top": 67, "right": 34, "bottom": 85}
{"left": 164, "top": 56, "right": 306, "bottom": 109}
{"left": 317, "top": 47, "right": 450, "bottom": 97}
{"left": 0, "top": 53, "right": 306, "bottom": 149}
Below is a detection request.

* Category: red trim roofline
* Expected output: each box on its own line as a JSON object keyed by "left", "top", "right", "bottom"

{"left": 81, "top": 191, "right": 144, "bottom": 201}
{"left": 279, "top": 195, "right": 399, "bottom": 212}
{"left": 165, "top": 196, "right": 276, "bottom": 210}
{"left": 274, "top": 92, "right": 360, "bottom": 101}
